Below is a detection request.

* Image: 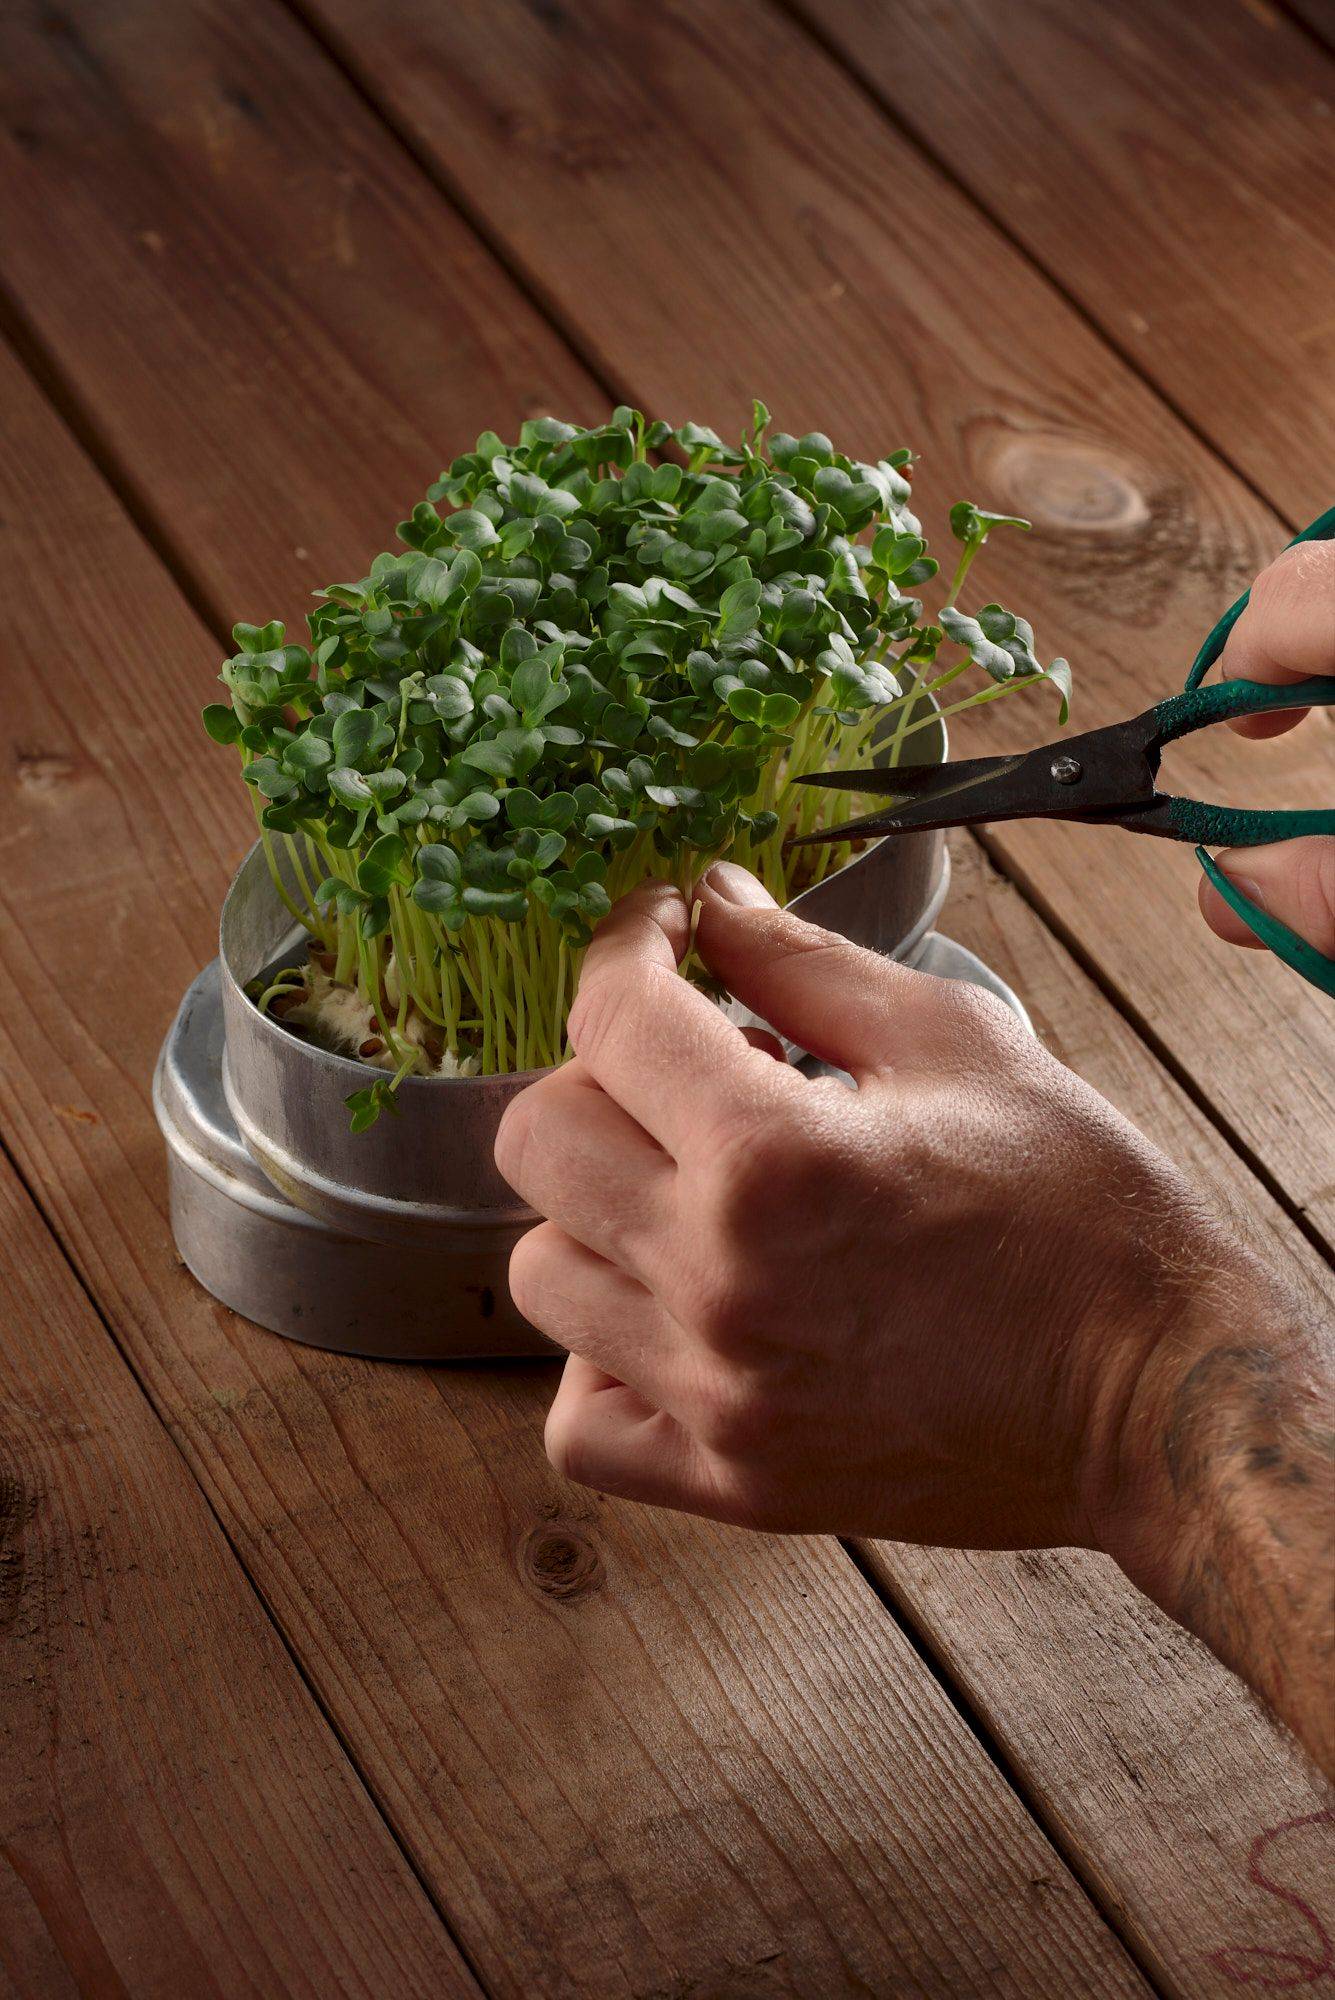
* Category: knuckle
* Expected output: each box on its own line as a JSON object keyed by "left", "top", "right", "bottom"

{"left": 493, "top": 1083, "right": 539, "bottom": 1187}
{"left": 689, "top": 1371, "right": 760, "bottom": 1455}
{"left": 1252, "top": 538, "right": 1331, "bottom": 606}
{"left": 706, "top": 1109, "right": 847, "bottom": 1234}
{"left": 567, "top": 959, "right": 675, "bottom": 1070}
{"left": 764, "top": 919, "right": 874, "bottom": 988}
{"left": 1244, "top": 540, "right": 1334, "bottom": 652}
{"left": 709, "top": 1120, "right": 791, "bottom": 1216}
{"left": 927, "top": 976, "right": 1029, "bottom": 1062}
{"left": 543, "top": 1399, "right": 584, "bottom": 1483}
{"left": 506, "top": 1224, "right": 553, "bottom": 1325}
{"left": 564, "top": 970, "right": 618, "bottom": 1068}
{"left": 681, "top": 1268, "right": 759, "bottom": 1349}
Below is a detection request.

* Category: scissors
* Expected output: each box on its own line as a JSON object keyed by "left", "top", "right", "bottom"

{"left": 791, "top": 507, "right": 1335, "bottom": 997}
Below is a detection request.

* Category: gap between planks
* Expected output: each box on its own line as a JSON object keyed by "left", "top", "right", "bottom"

{"left": 1276, "top": 0, "right": 1335, "bottom": 57}
{"left": 837, "top": 1535, "right": 1172, "bottom": 2000}
{"left": 0, "top": 283, "right": 230, "bottom": 645}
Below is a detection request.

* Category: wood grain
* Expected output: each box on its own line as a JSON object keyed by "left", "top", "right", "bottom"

{"left": 0, "top": 1155, "right": 476, "bottom": 1997}
{"left": 793, "top": 0, "right": 1335, "bottom": 526}
{"left": 0, "top": 342, "right": 1147, "bottom": 1994}
{"left": 882, "top": 833, "right": 1335, "bottom": 1996}
{"left": 0, "top": 0, "right": 1329, "bottom": 1988}
{"left": 0, "top": 0, "right": 601, "bottom": 628}
{"left": 267, "top": 0, "right": 1335, "bottom": 1252}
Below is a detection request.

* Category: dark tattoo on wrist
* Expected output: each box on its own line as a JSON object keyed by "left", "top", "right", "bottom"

{"left": 1156, "top": 1336, "right": 1335, "bottom": 1774}
{"left": 1164, "top": 1345, "right": 1329, "bottom": 1499}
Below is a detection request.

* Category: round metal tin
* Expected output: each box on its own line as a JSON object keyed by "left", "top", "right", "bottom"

{"left": 155, "top": 961, "right": 554, "bottom": 1357}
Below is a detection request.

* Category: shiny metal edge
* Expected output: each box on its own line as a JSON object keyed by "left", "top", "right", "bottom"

{"left": 907, "top": 929, "right": 1034, "bottom": 1034}
{"left": 221, "top": 1050, "right": 538, "bottom": 1240}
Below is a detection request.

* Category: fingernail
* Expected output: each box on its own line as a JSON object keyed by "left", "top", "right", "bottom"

{"left": 700, "top": 861, "right": 776, "bottom": 908}
{"left": 1223, "top": 872, "right": 1267, "bottom": 912}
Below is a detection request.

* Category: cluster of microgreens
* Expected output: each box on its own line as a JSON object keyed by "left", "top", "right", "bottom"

{"left": 204, "top": 404, "right": 1069, "bottom": 1127}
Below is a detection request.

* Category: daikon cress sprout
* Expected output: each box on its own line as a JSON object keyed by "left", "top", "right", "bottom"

{"left": 204, "top": 405, "right": 1070, "bottom": 1128}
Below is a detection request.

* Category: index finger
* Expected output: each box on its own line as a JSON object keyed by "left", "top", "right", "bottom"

{"left": 568, "top": 879, "right": 799, "bottom": 1156}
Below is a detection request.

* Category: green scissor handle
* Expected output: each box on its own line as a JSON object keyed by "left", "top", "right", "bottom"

{"left": 1198, "top": 847, "right": 1335, "bottom": 995}
{"left": 1182, "top": 506, "right": 1335, "bottom": 997}
{"left": 1156, "top": 677, "right": 1335, "bottom": 843}
{"left": 1168, "top": 799, "right": 1334, "bottom": 844}
{"left": 1158, "top": 673, "right": 1335, "bottom": 741}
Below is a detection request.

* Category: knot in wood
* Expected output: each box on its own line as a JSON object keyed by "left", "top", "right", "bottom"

{"left": 519, "top": 1520, "right": 604, "bottom": 1601}
{"left": 16, "top": 749, "right": 79, "bottom": 791}
{"left": 983, "top": 433, "right": 1151, "bottom": 536}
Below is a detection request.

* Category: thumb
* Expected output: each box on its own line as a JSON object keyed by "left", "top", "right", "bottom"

{"left": 693, "top": 861, "right": 943, "bottom": 1075}
{"left": 1199, "top": 838, "right": 1335, "bottom": 956}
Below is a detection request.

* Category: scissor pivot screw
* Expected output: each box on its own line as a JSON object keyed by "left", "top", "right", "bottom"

{"left": 1051, "top": 755, "right": 1083, "bottom": 785}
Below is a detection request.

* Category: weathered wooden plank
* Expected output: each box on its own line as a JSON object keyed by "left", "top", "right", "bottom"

{"left": 0, "top": 1141, "right": 477, "bottom": 1996}
{"left": 278, "top": 0, "right": 1335, "bottom": 1252}
{"left": 885, "top": 834, "right": 1335, "bottom": 1997}
{"left": 0, "top": 317, "right": 1147, "bottom": 2000}
{"left": 793, "top": 0, "right": 1335, "bottom": 526}
{"left": 0, "top": 0, "right": 1327, "bottom": 1987}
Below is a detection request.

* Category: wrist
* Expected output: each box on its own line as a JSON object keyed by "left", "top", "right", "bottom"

{"left": 1079, "top": 1246, "right": 1289, "bottom": 1594}
{"left": 1074, "top": 1277, "right": 1217, "bottom": 1597}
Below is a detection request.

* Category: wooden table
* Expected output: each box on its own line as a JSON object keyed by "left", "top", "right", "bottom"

{"left": 1, "top": 3, "right": 1331, "bottom": 1993}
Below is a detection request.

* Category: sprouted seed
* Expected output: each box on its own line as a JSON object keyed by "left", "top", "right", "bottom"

{"left": 208, "top": 405, "right": 1070, "bottom": 1126}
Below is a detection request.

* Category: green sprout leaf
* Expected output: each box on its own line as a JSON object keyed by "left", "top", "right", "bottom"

{"left": 202, "top": 703, "right": 242, "bottom": 745}
{"left": 357, "top": 833, "right": 410, "bottom": 896}
{"left": 344, "top": 1076, "right": 402, "bottom": 1134}
{"left": 948, "top": 503, "right": 1031, "bottom": 545}
{"left": 332, "top": 708, "right": 377, "bottom": 767}
{"left": 941, "top": 603, "right": 1038, "bottom": 681}
{"left": 329, "top": 767, "right": 374, "bottom": 807}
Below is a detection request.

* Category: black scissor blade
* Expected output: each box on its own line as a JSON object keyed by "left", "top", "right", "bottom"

{"left": 788, "top": 750, "right": 1042, "bottom": 845}
{"left": 793, "top": 752, "right": 1020, "bottom": 797}
{"left": 787, "top": 792, "right": 1014, "bottom": 844}
{"left": 786, "top": 717, "right": 1159, "bottom": 847}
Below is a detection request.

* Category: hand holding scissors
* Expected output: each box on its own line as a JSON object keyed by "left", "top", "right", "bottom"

{"left": 793, "top": 509, "right": 1335, "bottom": 993}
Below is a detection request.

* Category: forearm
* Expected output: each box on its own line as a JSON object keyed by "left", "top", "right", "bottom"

{"left": 1091, "top": 1260, "right": 1335, "bottom": 1777}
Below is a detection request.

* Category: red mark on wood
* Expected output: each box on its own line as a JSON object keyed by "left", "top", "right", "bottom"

{"left": 1209, "top": 1811, "right": 1335, "bottom": 1987}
